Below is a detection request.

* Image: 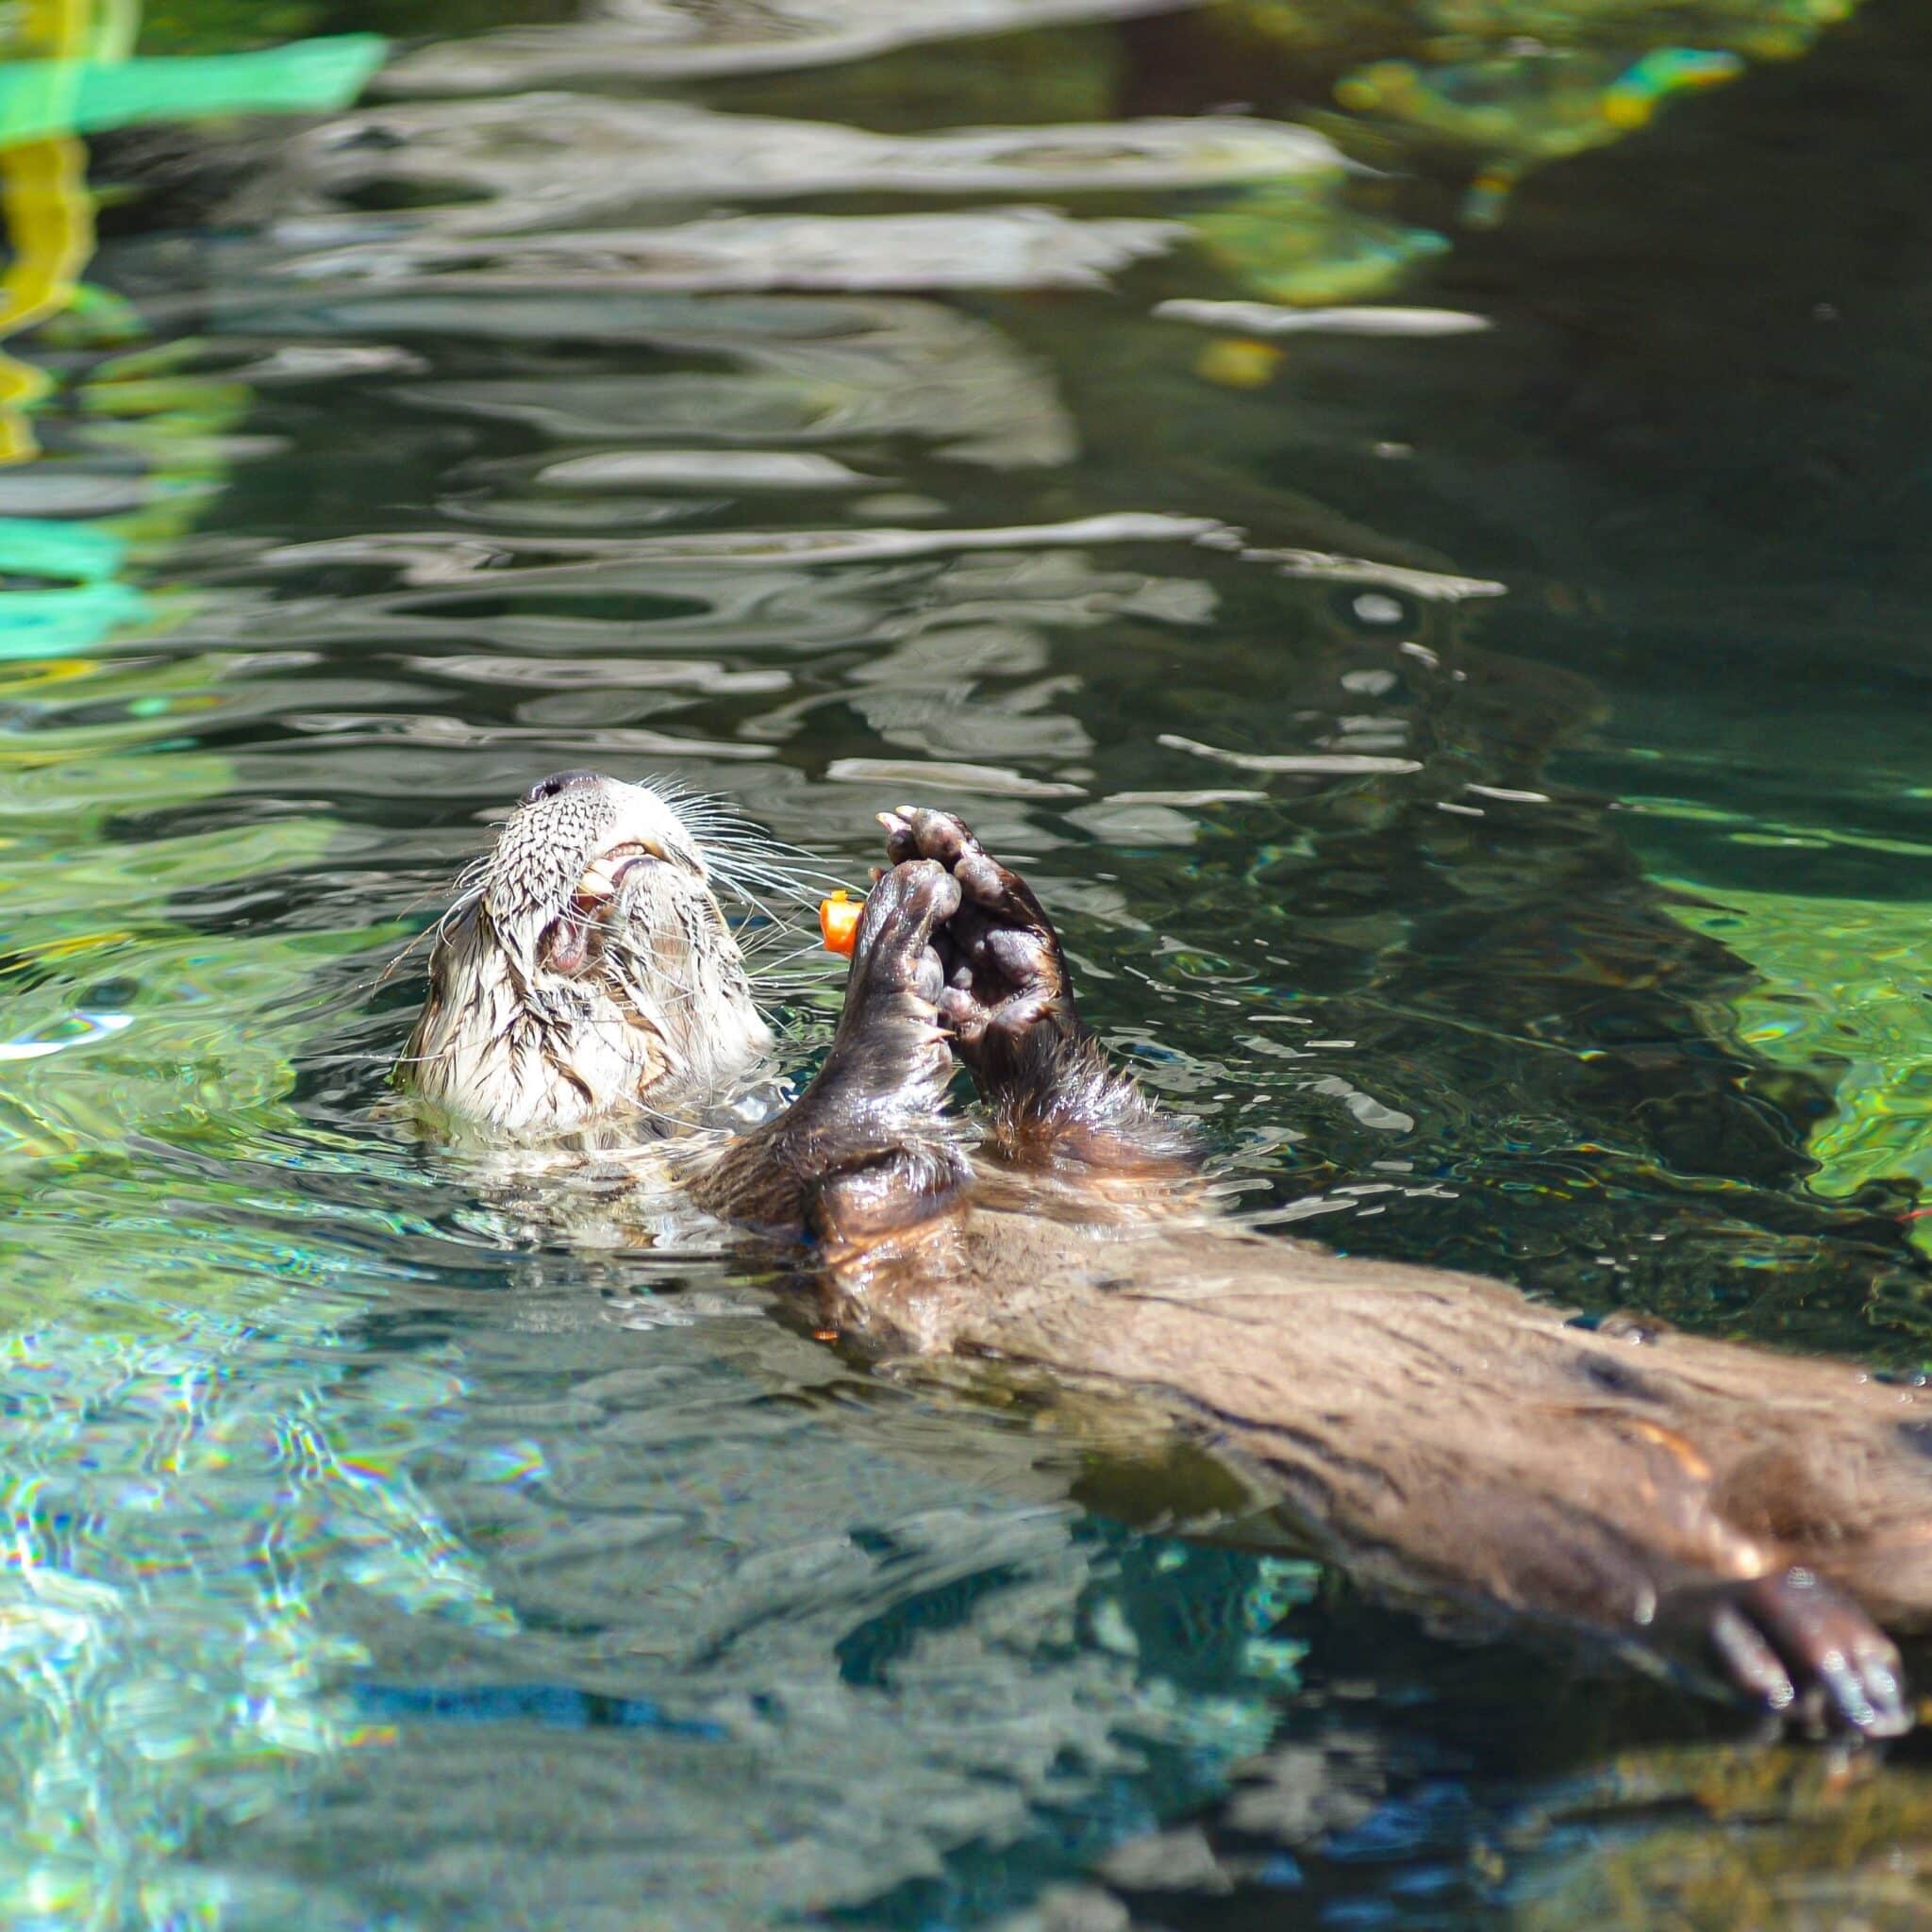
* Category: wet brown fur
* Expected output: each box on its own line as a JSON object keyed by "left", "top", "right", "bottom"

{"left": 817, "top": 1204, "right": 1932, "bottom": 1641}
{"left": 408, "top": 783, "right": 1932, "bottom": 1734}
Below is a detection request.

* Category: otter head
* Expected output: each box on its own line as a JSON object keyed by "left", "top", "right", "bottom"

{"left": 400, "top": 771, "right": 772, "bottom": 1136}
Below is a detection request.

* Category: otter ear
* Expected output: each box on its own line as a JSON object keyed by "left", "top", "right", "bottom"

{"left": 397, "top": 901, "right": 485, "bottom": 1091}
{"left": 427, "top": 903, "right": 482, "bottom": 998}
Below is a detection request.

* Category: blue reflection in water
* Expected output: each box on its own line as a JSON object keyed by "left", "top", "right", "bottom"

{"left": 1, "top": 0, "right": 1927, "bottom": 1925}
{"left": 354, "top": 1681, "right": 731, "bottom": 1737}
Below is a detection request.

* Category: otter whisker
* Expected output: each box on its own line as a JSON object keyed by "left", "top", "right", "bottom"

{"left": 351, "top": 861, "right": 500, "bottom": 996}
{"left": 707, "top": 836, "right": 831, "bottom": 870}
{"left": 708, "top": 853, "right": 844, "bottom": 902}
{"left": 735, "top": 936, "right": 821, "bottom": 975}
{"left": 362, "top": 922, "right": 448, "bottom": 995}
{"left": 741, "top": 937, "right": 838, "bottom": 979}
{"left": 700, "top": 867, "right": 824, "bottom": 947}
{"left": 712, "top": 892, "right": 794, "bottom": 950}
{"left": 438, "top": 886, "right": 485, "bottom": 936}
{"left": 645, "top": 783, "right": 847, "bottom": 891}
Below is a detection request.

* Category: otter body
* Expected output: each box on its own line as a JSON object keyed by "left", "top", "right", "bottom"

{"left": 400, "top": 774, "right": 1932, "bottom": 1738}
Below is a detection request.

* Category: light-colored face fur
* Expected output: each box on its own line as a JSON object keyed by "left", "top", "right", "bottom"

{"left": 400, "top": 774, "right": 772, "bottom": 1135}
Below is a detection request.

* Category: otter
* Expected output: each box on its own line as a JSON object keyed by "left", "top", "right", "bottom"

{"left": 401, "top": 770, "right": 1932, "bottom": 1739}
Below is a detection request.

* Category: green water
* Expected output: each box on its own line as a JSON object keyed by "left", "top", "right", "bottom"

{"left": 7, "top": 0, "right": 1932, "bottom": 1924}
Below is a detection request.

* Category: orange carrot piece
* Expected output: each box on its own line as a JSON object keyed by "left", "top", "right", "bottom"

{"left": 819, "top": 891, "right": 862, "bottom": 958}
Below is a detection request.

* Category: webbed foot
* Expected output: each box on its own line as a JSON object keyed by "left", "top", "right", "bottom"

{"left": 877, "top": 808, "right": 1194, "bottom": 1174}
{"left": 1704, "top": 1567, "right": 1909, "bottom": 1739}
{"left": 877, "top": 807, "right": 1080, "bottom": 1108}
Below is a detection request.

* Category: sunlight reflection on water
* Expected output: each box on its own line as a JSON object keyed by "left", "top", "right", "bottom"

{"left": 2, "top": 0, "right": 1931, "bottom": 1923}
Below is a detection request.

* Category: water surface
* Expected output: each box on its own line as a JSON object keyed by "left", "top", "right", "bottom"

{"left": 8, "top": 0, "right": 1932, "bottom": 1924}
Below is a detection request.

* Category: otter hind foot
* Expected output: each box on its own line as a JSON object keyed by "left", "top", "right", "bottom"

{"left": 1703, "top": 1568, "right": 1909, "bottom": 1740}
{"left": 879, "top": 806, "right": 1072, "bottom": 1069}
{"left": 879, "top": 807, "right": 1194, "bottom": 1174}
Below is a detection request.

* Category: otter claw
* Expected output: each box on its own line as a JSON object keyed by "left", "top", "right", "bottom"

{"left": 898, "top": 807, "right": 973, "bottom": 872}
{"left": 877, "top": 811, "right": 915, "bottom": 866}
{"left": 1707, "top": 1569, "right": 1909, "bottom": 1739}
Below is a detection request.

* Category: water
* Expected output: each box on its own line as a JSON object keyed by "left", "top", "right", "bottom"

{"left": 7, "top": 0, "right": 1932, "bottom": 1924}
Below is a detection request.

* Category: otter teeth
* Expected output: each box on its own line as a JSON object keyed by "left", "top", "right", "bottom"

{"left": 575, "top": 841, "right": 654, "bottom": 904}
{"left": 576, "top": 855, "right": 625, "bottom": 904}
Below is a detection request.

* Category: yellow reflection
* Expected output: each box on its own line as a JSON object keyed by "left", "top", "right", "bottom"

{"left": 0, "top": 0, "right": 97, "bottom": 464}
{"left": 1195, "top": 337, "right": 1284, "bottom": 390}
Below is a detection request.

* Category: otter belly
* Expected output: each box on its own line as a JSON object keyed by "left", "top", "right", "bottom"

{"left": 815, "top": 1207, "right": 1932, "bottom": 1718}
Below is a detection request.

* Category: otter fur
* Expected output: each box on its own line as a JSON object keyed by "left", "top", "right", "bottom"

{"left": 399, "top": 772, "right": 1932, "bottom": 1739}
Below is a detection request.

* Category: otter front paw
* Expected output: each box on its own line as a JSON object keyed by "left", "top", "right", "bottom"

{"left": 1702, "top": 1568, "right": 1909, "bottom": 1739}
{"left": 844, "top": 856, "right": 958, "bottom": 1014}
{"left": 688, "top": 859, "right": 964, "bottom": 1240}
{"left": 876, "top": 807, "right": 1080, "bottom": 1102}
{"left": 829, "top": 857, "right": 961, "bottom": 1096}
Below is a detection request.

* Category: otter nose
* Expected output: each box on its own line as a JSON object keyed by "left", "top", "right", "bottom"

{"left": 522, "top": 769, "right": 607, "bottom": 807}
